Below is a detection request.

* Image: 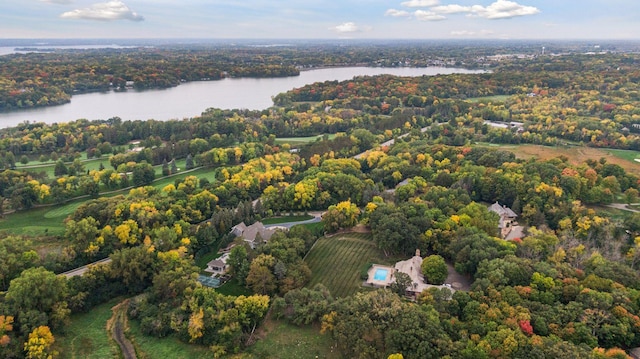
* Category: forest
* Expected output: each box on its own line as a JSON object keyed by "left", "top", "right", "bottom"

{"left": 1, "top": 43, "right": 640, "bottom": 358}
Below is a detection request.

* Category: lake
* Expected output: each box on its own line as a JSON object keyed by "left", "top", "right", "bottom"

{"left": 0, "top": 66, "right": 485, "bottom": 128}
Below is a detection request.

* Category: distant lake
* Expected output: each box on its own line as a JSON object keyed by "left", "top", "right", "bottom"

{"left": 0, "top": 66, "right": 485, "bottom": 128}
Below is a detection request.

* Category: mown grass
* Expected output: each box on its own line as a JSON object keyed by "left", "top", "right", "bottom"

{"left": 216, "top": 278, "right": 252, "bottom": 297}
{"left": 247, "top": 319, "right": 339, "bottom": 359}
{"left": 0, "top": 206, "right": 67, "bottom": 236}
{"left": 275, "top": 134, "right": 336, "bottom": 145}
{"left": 305, "top": 233, "right": 383, "bottom": 298}
{"left": 19, "top": 157, "right": 110, "bottom": 178}
{"left": 465, "top": 95, "right": 511, "bottom": 103}
{"left": 606, "top": 148, "right": 640, "bottom": 163}
{"left": 262, "top": 214, "right": 314, "bottom": 225}
{"left": 57, "top": 298, "right": 121, "bottom": 359}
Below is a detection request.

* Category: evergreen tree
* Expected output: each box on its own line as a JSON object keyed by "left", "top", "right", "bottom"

{"left": 185, "top": 154, "right": 194, "bottom": 170}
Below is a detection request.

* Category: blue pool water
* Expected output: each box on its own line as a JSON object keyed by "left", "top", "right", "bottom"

{"left": 374, "top": 268, "right": 388, "bottom": 281}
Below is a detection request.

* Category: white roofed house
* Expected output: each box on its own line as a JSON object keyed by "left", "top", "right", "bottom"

{"left": 488, "top": 202, "right": 525, "bottom": 240}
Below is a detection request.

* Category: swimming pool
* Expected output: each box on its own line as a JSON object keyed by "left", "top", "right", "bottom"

{"left": 374, "top": 268, "right": 389, "bottom": 281}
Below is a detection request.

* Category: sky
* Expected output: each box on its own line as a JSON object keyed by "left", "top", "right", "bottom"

{"left": 0, "top": 0, "right": 638, "bottom": 40}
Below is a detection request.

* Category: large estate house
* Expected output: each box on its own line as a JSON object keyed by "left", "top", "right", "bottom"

{"left": 488, "top": 202, "right": 525, "bottom": 240}
{"left": 230, "top": 221, "right": 277, "bottom": 248}
{"left": 365, "top": 249, "right": 453, "bottom": 298}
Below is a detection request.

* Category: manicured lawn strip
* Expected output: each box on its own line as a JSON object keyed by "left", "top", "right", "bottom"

{"left": 127, "top": 319, "right": 212, "bottom": 359}
{"left": 606, "top": 148, "right": 640, "bottom": 163}
{"left": 275, "top": 134, "right": 336, "bottom": 145}
{"left": 262, "top": 214, "right": 313, "bottom": 225}
{"left": 0, "top": 206, "right": 66, "bottom": 236}
{"left": 305, "top": 233, "right": 382, "bottom": 298}
{"left": 43, "top": 200, "right": 85, "bottom": 219}
{"left": 465, "top": 95, "right": 511, "bottom": 103}
{"left": 57, "top": 298, "right": 121, "bottom": 359}
{"left": 248, "top": 320, "right": 340, "bottom": 359}
{"left": 20, "top": 157, "right": 110, "bottom": 178}
{"left": 216, "top": 278, "right": 252, "bottom": 297}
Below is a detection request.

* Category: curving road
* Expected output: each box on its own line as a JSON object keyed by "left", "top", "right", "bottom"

{"left": 60, "top": 258, "right": 112, "bottom": 278}
{"left": 606, "top": 203, "right": 640, "bottom": 213}
{"left": 263, "top": 211, "right": 324, "bottom": 229}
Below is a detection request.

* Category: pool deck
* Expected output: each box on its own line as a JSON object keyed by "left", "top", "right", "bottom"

{"left": 365, "top": 264, "right": 396, "bottom": 287}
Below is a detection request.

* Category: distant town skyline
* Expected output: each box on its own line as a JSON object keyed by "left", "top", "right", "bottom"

{"left": 1, "top": 0, "right": 638, "bottom": 40}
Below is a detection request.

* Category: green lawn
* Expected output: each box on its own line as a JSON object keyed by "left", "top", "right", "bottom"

{"left": 57, "top": 298, "right": 121, "bottom": 359}
{"left": 275, "top": 134, "right": 336, "bottom": 145}
{"left": 305, "top": 233, "right": 384, "bottom": 298}
{"left": 262, "top": 214, "right": 314, "bottom": 225}
{"left": 0, "top": 206, "right": 67, "bottom": 237}
{"left": 19, "top": 157, "right": 110, "bottom": 178}
{"left": 465, "top": 95, "right": 511, "bottom": 103}
{"left": 216, "top": 278, "right": 252, "bottom": 297}
{"left": 150, "top": 166, "right": 218, "bottom": 191}
{"left": 606, "top": 148, "right": 640, "bottom": 163}
{"left": 247, "top": 320, "right": 339, "bottom": 359}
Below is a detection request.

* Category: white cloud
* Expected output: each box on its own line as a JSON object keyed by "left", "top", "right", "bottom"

{"left": 431, "top": 5, "right": 472, "bottom": 14}
{"left": 40, "top": 0, "right": 73, "bottom": 4}
{"left": 330, "top": 22, "right": 360, "bottom": 33}
{"left": 451, "top": 30, "right": 476, "bottom": 36}
{"left": 60, "top": 1, "right": 144, "bottom": 21}
{"left": 385, "top": 9, "right": 411, "bottom": 17}
{"left": 400, "top": 0, "right": 439, "bottom": 8}
{"left": 451, "top": 29, "right": 494, "bottom": 36}
{"left": 470, "top": 0, "right": 540, "bottom": 19}
{"left": 414, "top": 10, "right": 446, "bottom": 21}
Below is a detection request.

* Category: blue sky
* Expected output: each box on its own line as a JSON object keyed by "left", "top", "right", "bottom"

{"left": 0, "top": 0, "right": 638, "bottom": 39}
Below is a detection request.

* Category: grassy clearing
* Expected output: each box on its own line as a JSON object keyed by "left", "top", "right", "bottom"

{"left": 275, "top": 134, "right": 336, "bottom": 145}
{"left": 127, "top": 319, "right": 212, "bottom": 359}
{"left": 262, "top": 214, "right": 314, "bottom": 225}
{"left": 43, "top": 200, "right": 84, "bottom": 219}
{"left": 474, "top": 143, "right": 640, "bottom": 177}
{"left": 465, "top": 95, "right": 511, "bottom": 103}
{"left": 606, "top": 148, "right": 640, "bottom": 163}
{"left": 0, "top": 206, "right": 67, "bottom": 237}
{"left": 247, "top": 319, "right": 339, "bottom": 359}
{"left": 57, "top": 298, "right": 121, "bottom": 359}
{"left": 216, "top": 278, "right": 252, "bottom": 297}
{"left": 305, "top": 233, "right": 384, "bottom": 298}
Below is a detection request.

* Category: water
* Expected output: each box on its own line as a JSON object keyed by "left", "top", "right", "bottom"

{"left": 0, "top": 66, "right": 485, "bottom": 128}
{"left": 374, "top": 268, "right": 389, "bottom": 281}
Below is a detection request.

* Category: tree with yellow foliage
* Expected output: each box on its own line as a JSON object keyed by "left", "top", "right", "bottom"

{"left": 24, "top": 326, "right": 55, "bottom": 359}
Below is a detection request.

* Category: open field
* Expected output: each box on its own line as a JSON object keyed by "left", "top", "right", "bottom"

{"left": 465, "top": 95, "right": 511, "bottom": 103}
{"left": 127, "top": 319, "right": 212, "bottom": 359}
{"left": 475, "top": 143, "right": 640, "bottom": 177}
{"left": 0, "top": 206, "right": 67, "bottom": 236}
{"left": 216, "top": 278, "right": 252, "bottom": 297}
{"left": 305, "top": 233, "right": 385, "bottom": 298}
{"left": 57, "top": 298, "right": 121, "bottom": 359}
{"left": 275, "top": 134, "right": 336, "bottom": 145}
{"left": 247, "top": 319, "right": 339, "bottom": 359}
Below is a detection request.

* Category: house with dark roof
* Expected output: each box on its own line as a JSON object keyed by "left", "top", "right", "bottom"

{"left": 488, "top": 202, "right": 525, "bottom": 240}
{"left": 205, "top": 252, "right": 230, "bottom": 275}
{"left": 230, "top": 221, "right": 276, "bottom": 248}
